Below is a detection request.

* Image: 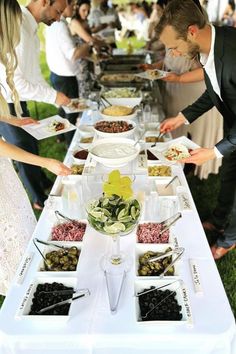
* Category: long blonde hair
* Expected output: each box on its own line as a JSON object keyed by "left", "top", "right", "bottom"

{"left": 0, "top": 0, "right": 22, "bottom": 117}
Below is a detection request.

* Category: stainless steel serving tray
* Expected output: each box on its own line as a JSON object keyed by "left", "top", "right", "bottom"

{"left": 100, "top": 63, "right": 142, "bottom": 73}
{"left": 97, "top": 72, "right": 147, "bottom": 88}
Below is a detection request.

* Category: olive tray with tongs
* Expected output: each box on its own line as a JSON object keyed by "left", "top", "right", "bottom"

{"left": 33, "top": 237, "right": 70, "bottom": 270}
{"left": 135, "top": 279, "right": 184, "bottom": 320}
{"left": 143, "top": 247, "right": 185, "bottom": 278}
{"left": 35, "top": 288, "right": 90, "bottom": 314}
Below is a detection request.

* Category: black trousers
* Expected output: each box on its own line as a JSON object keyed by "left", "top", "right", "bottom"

{"left": 50, "top": 72, "right": 79, "bottom": 145}
{"left": 0, "top": 102, "right": 49, "bottom": 205}
{"left": 211, "top": 150, "right": 236, "bottom": 247}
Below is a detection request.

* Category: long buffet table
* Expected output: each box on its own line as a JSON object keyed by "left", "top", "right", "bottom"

{"left": 0, "top": 111, "right": 235, "bottom": 354}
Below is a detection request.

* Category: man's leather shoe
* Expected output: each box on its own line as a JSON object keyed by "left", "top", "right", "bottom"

{"left": 213, "top": 244, "right": 235, "bottom": 260}
{"left": 202, "top": 221, "right": 224, "bottom": 234}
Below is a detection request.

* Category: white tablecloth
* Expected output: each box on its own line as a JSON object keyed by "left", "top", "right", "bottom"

{"left": 0, "top": 117, "right": 235, "bottom": 354}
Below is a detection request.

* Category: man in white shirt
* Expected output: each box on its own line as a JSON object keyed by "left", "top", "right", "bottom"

{"left": 0, "top": 0, "right": 70, "bottom": 210}
{"left": 45, "top": 0, "right": 90, "bottom": 144}
{"left": 156, "top": 0, "right": 236, "bottom": 259}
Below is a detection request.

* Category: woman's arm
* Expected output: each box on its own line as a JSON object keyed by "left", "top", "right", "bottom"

{"left": 0, "top": 140, "right": 71, "bottom": 176}
{"left": 0, "top": 115, "right": 38, "bottom": 127}
{"left": 70, "top": 19, "right": 94, "bottom": 43}
{"left": 162, "top": 68, "right": 204, "bottom": 83}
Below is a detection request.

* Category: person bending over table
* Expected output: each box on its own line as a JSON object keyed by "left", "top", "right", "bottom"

{"left": 156, "top": 0, "right": 236, "bottom": 259}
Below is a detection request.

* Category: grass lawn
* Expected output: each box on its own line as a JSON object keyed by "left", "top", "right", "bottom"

{"left": 0, "top": 20, "right": 235, "bottom": 318}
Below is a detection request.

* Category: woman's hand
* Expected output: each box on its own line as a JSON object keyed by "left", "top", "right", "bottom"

{"left": 44, "top": 159, "right": 71, "bottom": 176}
{"left": 11, "top": 117, "right": 39, "bottom": 127}
{"left": 162, "top": 72, "right": 180, "bottom": 83}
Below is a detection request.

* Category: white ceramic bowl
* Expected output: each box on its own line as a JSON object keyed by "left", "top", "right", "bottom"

{"left": 105, "top": 97, "right": 142, "bottom": 108}
{"left": 89, "top": 137, "right": 140, "bottom": 167}
{"left": 94, "top": 119, "right": 136, "bottom": 138}
{"left": 100, "top": 109, "right": 137, "bottom": 120}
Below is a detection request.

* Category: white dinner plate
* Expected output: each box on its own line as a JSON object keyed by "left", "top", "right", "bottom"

{"left": 22, "top": 115, "right": 76, "bottom": 140}
{"left": 135, "top": 69, "right": 169, "bottom": 80}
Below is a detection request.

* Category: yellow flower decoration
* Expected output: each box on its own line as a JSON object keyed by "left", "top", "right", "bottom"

{"left": 103, "top": 170, "right": 133, "bottom": 200}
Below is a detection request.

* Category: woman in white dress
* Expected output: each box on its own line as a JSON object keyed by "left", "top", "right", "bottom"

{"left": 0, "top": 0, "right": 71, "bottom": 296}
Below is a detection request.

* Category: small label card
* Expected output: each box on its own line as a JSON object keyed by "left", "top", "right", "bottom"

{"left": 173, "top": 236, "right": 179, "bottom": 248}
{"left": 16, "top": 253, "right": 34, "bottom": 285}
{"left": 177, "top": 186, "right": 192, "bottom": 211}
{"left": 189, "top": 258, "right": 203, "bottom": 295}
{"left": 137, "top": 154, "right": 147, "bottom": 169}
{"left": 181, "top": 284, "right": 193, "bottom": 326}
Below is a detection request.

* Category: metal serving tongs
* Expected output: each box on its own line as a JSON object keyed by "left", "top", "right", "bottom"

{"left": 36, "top": 288, "right": 90, "bottom": 314}
{"left": 100, "top": 95, "right": 112, "bottom": 107}
{"left": 151, "top": 132, "right": 165, "bottom": 148}
{"left": 159, "top": 212, "right": 182, "bottom": 236}
{"left": 33, "top": 238, "right": 66, "bottom": 270}
{"left": 137, "top": 280, "right": 183, "bottom": 319}
{"left": 55, "top": 210, "right": 76, "bottom": 224}
{"left": 146, "top": 247, "right": 185, "bottom": 278}
{"left": 104, "top": 270, "right": 127, "bottom": 314}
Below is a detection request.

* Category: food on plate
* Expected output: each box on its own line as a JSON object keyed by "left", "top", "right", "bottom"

{"left": 103, "top": 88, "right": 141, "bottom": 98}
{"left": 95, "top": 120, "right": 134, "bottom": 133}
{"left": 137, "top": 286, "right": 183, "bottom": 321}
{"left": 28, "top": 282, "right": 74, "bottom": 315}
{"left": 164, "top": 143, "right": 191, "bottom": 161}
{"left": 73, "top": 149, "right": 89, "bottom": 160}
{"left": 100, "top": 73, "right": 143, "bottom": 82}
{"left": 146, "top": 69, "right": 162, "bottom": 79}
{"left": 48, "top": 120, "right": 65, "bottom": 132}
{"left": 102, "top": 105, "right": 133, "bottom": 116}
{"left": 138, "top": 248, "right": 174, "bottom": 276}
{"left": 91, "top": 142, "right": 137, "bottom": 159}
{"left": 103, "top": 170, "right": 133, "bottom": 199}
{"left": 51, "top": 221, "right": 87, "bottom": 241}
{"left": 68, "top": 99, "right": 88, "bottom": 111}
{"left": 41, "top": 246, "right": 80, "bottom": 272}
{"left": 71, "top": 164, "right": 84, "bottom": 175}
{"left": 137, "top": 222, "right": 170, "bottom": 243}
{"left": 86, "top": 194, "right": 141, "bottom": 234}
{"left": 80, "top": 136, "right": 93, "bottom": 144}
{"left": 145, "top": 136, "right": 164, "bottom": 143}
{"left": 148, "top": 165, "right": 171, "bottom": 177}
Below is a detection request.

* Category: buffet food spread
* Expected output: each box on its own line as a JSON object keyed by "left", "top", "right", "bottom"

{"left": 0, "top": 54, "right": 235, "bottom": 354}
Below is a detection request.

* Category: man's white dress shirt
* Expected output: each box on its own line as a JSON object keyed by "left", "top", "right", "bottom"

{"left": 45, "top": 17, "right": 78, "bottom": 77}
{"left": 0, "top": 6, "right": 57, "bottom": 104}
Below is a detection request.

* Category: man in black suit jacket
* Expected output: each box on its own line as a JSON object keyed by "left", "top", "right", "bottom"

{"left": 156, "top": 0, "right": 236, "bottom": 259}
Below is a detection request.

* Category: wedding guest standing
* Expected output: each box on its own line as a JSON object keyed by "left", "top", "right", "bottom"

{"left": 157, "top": 0, "right": 236, "bottom": 259}
{"left": 0, "top": 0, "right": 71, "bottom": 296}
{"left": 45, "top": 0, "right": 90, "bottom": 143}
{"left": 0, "top": 0, "right": 71, "bottom": 210}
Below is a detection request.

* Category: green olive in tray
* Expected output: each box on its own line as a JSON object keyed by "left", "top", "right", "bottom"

{"left": 42, "top": 246, "right": 80, "bottom": 271}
